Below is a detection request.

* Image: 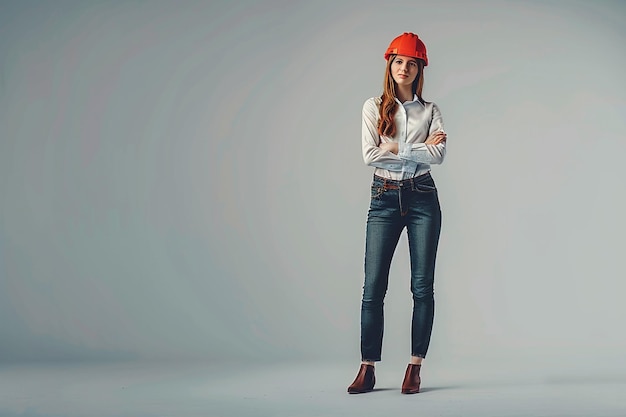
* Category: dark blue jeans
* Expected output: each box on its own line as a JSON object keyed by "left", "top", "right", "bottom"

{"left": 361, "top": 173, "right": 441, "bottom": 362}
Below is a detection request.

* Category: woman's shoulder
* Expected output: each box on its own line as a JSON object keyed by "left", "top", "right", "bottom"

{"left": 421, "top": 99, "right": 441, "bottom": 110}
{"left": 363, "top": 96, "right": 382, "bottom": 107}
{"left": 362, "top": 96, "right": 382, "bottom": 115}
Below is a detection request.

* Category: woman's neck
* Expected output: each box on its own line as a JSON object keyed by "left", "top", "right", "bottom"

{"left": 396, "top": 86, "right": 414, "bottom": 103}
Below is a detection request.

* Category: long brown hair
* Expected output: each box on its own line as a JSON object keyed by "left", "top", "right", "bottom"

{"left": 377, "top": 55, "right": 425, "bottom": 137}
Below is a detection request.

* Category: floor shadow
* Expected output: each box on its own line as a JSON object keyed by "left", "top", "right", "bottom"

{"left": 419, "top": 385, "right": 462, "bottom": 393}
{"left": 363, "top": 386, "right": 461, "bottom": 393}
{"left": 371, "top": 388, "right": 396, "bottom": 392}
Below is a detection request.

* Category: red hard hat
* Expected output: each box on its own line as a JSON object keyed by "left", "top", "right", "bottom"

{"left": 384, "top": 32, "right": 428, "bottom": 66}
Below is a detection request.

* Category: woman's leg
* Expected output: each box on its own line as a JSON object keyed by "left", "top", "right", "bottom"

{"left": 405, "top": 183, "right": 441, "bottom": 359}
{"left": 360, "top": 184, "right": 403, "bottom": 362}
{"left": 400, "top": 180, "right": 441, "bottom": 394}
{"left": 349, "top": 181, "right": 403, "bottom": 394}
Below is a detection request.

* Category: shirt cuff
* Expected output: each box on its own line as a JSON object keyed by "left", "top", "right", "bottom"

{"left": 401, "top": 158, "right": 418, "bottom": 176}
{"left": 398, "top": 142, "right": 411, "bottom": 159}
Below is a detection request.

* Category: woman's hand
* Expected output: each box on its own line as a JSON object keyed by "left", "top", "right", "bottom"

{"left": 424, "top": 130, "right": 447, "bottom": 145}
{"left": 379, "top": 142, "right": 399, "bottom": 154}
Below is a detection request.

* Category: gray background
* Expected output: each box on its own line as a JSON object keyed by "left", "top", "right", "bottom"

{"left": 1, "top": 0, "right": 625, "bottom": 397}
{"left": 2, "top": 1, "right": 625, "bottom": 415}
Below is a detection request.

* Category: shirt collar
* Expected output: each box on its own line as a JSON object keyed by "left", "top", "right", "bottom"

{"left": 395, "top": 94, "right": 424, "bottom": 106}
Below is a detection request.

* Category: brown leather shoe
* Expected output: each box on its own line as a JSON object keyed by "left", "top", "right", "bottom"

{"left": 347, "top": 364, "right": 375, "bottom": 394}
{"left": 401, "top": 364, "right": 421, "bottom": 394}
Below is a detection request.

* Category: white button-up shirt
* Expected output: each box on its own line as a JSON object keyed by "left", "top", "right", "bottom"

{"left": 362, "top": 95, "right": 446, "bottom": 180}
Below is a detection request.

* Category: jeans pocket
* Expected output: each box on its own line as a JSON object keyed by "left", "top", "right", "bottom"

{"left": 371, "top": 185, "right": 384, "bottom": 200}
{"left": 414, "top": 183, "right": 437, "bottom": 193}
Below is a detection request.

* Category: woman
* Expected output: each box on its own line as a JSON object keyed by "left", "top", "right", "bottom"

{"left": 348, "top": 32, "right": 447, "bottom": 395}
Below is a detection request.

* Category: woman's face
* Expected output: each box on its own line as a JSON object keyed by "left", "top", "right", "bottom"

{"left": 390, "top": 55, "right": 419, "bottom": 87}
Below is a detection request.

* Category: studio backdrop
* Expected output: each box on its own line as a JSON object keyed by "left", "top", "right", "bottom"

{"left": 1, "top": 0, "right": 625, "bottom": 365}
